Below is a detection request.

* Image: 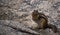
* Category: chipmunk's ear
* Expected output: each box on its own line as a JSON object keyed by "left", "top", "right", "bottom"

{"left": 34, "top": 10, "right": 38, "bottom": 13}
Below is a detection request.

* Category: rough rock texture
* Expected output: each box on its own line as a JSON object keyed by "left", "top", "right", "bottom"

{"left": 0, "top": 20, "right": 40, "bottom": 35}
{"left": 0, "top": 0, "right": 60, "bottom": 35}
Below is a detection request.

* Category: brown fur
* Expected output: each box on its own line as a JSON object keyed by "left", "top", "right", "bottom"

{"left": 32, "top": 10, "right": 57, "bottom": 33}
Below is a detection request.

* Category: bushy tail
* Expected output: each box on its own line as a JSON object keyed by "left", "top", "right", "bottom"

{"left": 47, "top": 24, "right": 57, "bottom": 33}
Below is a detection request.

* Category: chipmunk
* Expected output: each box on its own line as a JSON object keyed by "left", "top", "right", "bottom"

{"left": 32, "top": 10, "right": 57, "bottom": 33}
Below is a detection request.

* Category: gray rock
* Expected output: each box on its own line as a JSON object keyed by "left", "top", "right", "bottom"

{"left": 0, "top": 0, "right": 60, "bottom": 35}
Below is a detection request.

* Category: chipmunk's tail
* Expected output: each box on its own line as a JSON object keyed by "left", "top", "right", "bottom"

{"left": 47, "top": 24, "right": 57, "bottom": 33}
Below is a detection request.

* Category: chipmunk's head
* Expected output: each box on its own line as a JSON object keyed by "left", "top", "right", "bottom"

{"left": 32, "top": 10, "right": 47, "bottom": 20}
{"left": 32, "top": 10, "right": 39, "bottom": 20}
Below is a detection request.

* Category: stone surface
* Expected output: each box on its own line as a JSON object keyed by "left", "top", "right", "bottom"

{"left": 0, "top": 0, "right": 60, "bottom": 35}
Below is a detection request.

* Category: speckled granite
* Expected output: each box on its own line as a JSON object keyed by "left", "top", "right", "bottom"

{"left": 0, "top": 0, "right": 60, "bottom": 35}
